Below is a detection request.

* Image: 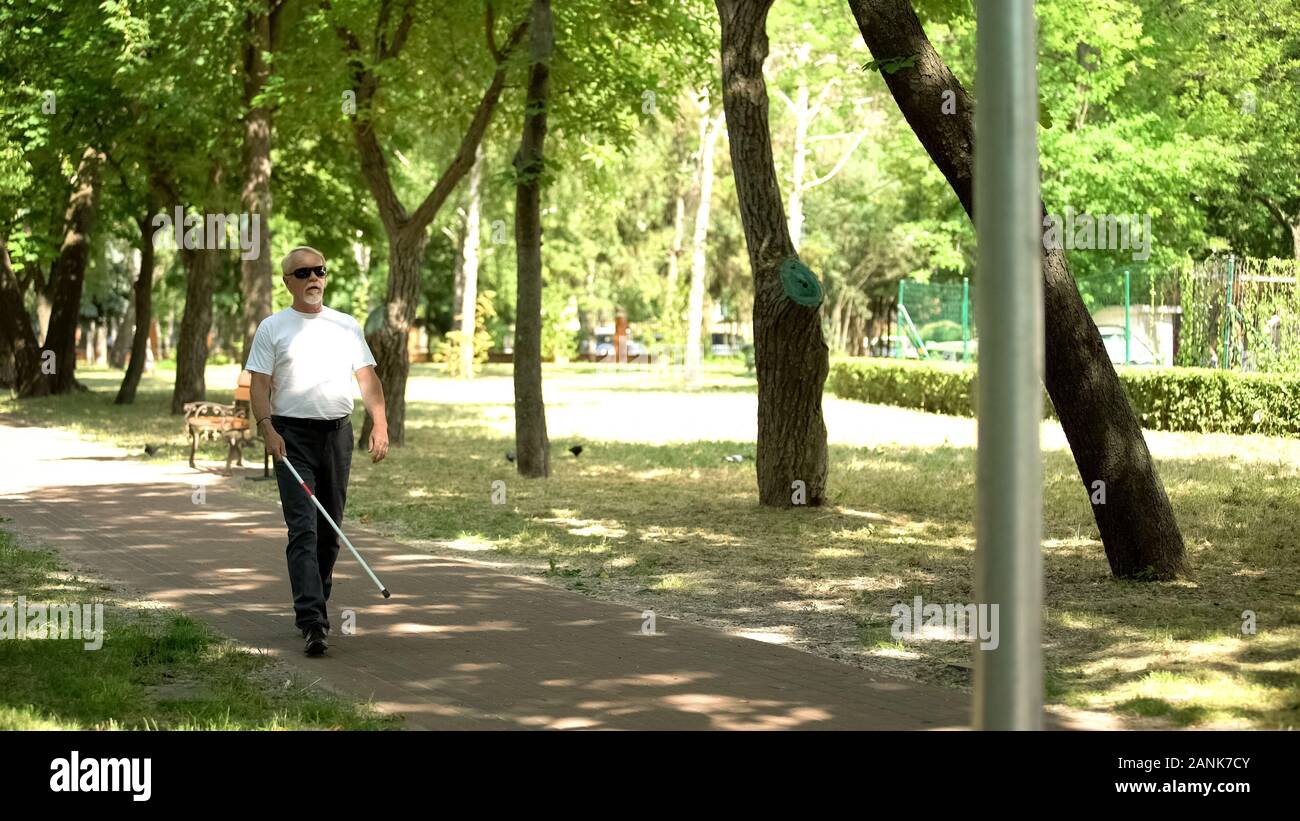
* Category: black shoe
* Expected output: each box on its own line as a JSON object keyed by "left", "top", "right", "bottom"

{"left": 304, "top": 626, "right": 328, "bottom": 656}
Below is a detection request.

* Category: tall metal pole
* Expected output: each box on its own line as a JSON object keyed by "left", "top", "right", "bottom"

{"left": 1222, "top": 255, "right": 1235, "bottom": 369}
{"left": 962, "top": 276, "right": 971, "bottom": 363}
{"left": 895, "top": 279, "right": 905, "bottom": 358}
{"left": 974, "top": 0, "right": 1044, "bottom": 730}
{"left": 1124, "top": 269, "right": 1131, "bottom": 364}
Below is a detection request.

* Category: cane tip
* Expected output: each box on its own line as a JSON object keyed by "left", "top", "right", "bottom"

{"left": 381, "top": 588, "right": 391, "bottom": 598}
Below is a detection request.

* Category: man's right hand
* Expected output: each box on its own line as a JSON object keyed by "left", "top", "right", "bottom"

{"left": 261, "top": 421, "right": 287, "bottom": 460}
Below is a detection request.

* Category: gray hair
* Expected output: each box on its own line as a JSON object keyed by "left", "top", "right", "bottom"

{"left": 281, "top": 246, "right": 326, "bottom": 276}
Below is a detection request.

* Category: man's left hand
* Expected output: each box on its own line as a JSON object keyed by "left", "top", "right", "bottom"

{"left": 369, "top": 426, "right": 389, "bottom": 463}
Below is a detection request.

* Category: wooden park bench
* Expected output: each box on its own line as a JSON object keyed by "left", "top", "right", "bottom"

{"left": 182, "top": 370, "right": 270, "bottom": 477}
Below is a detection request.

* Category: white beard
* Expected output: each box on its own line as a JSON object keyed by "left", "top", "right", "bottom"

{"left": 303, "top": 290, "right": 324, "bottom": 305}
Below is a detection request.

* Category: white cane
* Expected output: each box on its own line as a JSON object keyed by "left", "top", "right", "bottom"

{"left": 279, "top": 455, "right": 390, "bottom": 599}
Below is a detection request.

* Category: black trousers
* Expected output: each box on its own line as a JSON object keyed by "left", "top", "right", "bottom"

{"left": 271, "top": 414, "right": 353, "bottom": 633}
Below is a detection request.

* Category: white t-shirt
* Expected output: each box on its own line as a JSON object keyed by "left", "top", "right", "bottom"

{"left": 245, "top": 306, "right": 377, "bottom": 420}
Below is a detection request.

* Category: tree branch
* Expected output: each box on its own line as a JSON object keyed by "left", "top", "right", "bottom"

{"left": 808, "top": 76, "right": 839, "bottom": 121}
{"left": 804, "top": 119, "right": 872, "bottom": 190}
{"left": 486, "top": 1, "right": 503, "bottom": 61}
{"left": 323, "top": 0, "right": 407, "bottom": 233}
{"left": 407, "top": 19, "right": 527, "bottom": 231}
{"left": 1254, "top": 191, "right": 1292, "bottom": 232}
{"left": 381, "top": 0, "right": 416, "bottom": 60}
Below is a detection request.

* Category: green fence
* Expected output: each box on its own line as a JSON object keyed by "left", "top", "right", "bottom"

{"left": 893, "top": 278, "right": 974, "bottom": 362}
{"left": 1177, "top": 256, "right": 1300, "bottom": 373}
{"left": 892, "top": 257, "right": 1300, "bottom": 373}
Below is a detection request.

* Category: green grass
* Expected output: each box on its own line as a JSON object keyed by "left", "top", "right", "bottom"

{"left": 0, "top": 527, "right": 397, "bottom": 730}
{"left": 5, "top": 360, "right": 1300, "bottom": 729}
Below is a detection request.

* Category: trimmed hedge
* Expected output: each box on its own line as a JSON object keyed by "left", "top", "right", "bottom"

{"left": 828, "top": 358, "right": 1300, "bottom": 437}
{"left": 829, "top": 358, "right": 977, "bottom": 416}
{"left": 917, "top": 319, "right": 963, "bottom": 343}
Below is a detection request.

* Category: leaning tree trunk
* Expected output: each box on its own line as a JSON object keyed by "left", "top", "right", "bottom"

{"left": 116, "top": 210, "right": 157, "bottom": 404}
{"left": 511, "top": 0, "right": 554, "bottom": 479}
{"left": 170, "top": 245, "right": 220, "bottom": 414}
{"left": 717, "top": 0, "right": 829, "bottom": 507}
{"left": 44, "top": 146, "right": 104, "bottom": 394}
{"left": 238, "top": 0, "right": 282, "bottom": 365}
{"left": 847, "top": 0, "right": 1184, "bottom": 579}
{"left": 0, "top": 241, "right": 51, "bottom": 397}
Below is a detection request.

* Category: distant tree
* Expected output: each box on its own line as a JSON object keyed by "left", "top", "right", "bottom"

{"left": 512, "top": 0, "right": 554, "bottom": 479}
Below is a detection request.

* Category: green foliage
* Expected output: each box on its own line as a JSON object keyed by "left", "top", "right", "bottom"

{"left": 830, "top": 358, "right": 1300, "bottom": 437}
{"left": 861, "top": 54, "right": 918, "bottom": 74}
{"left": 3, "top": 0, "right": 1297, "bottom": 374}
{"left": 917, "top": 319, "right": 963, "bottom": 343}
{"left": 435, "top": 290, "right": 497, "bottom": 378}
{"left": 540, "top": 281, "right": 578, "bottom": 361}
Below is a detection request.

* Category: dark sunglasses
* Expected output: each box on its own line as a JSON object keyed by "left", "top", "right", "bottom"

{"left": 290, "top": 265, "right": 327, "bottom": 280}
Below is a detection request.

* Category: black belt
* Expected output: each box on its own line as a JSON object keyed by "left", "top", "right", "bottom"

{"left": 271, "top": 414, "right": 351, "bottom": 431}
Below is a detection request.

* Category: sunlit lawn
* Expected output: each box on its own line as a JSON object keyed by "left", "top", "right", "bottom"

{"left": 5, "top": 359, "right": 1299, "bottom": 729}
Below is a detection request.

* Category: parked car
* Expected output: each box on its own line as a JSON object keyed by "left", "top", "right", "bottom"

{"left": 710, "top": 333, "right": 745, "bottom": 356}
{"left": 592, "top": 333, "right": 645, "bottom": 358}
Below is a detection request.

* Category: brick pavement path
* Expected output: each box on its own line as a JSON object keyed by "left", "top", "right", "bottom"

{"left": 0, "top": 416, "right": 1057, "bottom": 730}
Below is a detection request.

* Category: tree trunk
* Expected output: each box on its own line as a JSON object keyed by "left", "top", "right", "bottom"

{"left": 686, "top": 107, "right": 724, "bottom": 380}
{"left": 109, "top": 296, "right": 133, "bottom": 369}
{"left": 111, "top": 306, "right": 133, "bottom": 369}
{"left": 717, "top": 0, "right": 830, "bottom": 507}
{"left": 170, "top": 243, "right": 220, "bottom": 414}
{"left": 511, "top": 0, "right": 554, "bottom": 479}
{"left": 149, "top": 316, "right": 161, "bottom": 363}
{"left": 450, "top": 220, "right": 466, "bottom": 331}
{"left": 93, "top": 317, "right": 107, "bottom": 365}
{"left": 460, "top": 142, "right": 485, "bottom": 379}
{"left": 847, "top": 0, "right": 1184, "bottom": 579}
{"left": 44, "top": 146, "right": 104, "bottom": 394}
{"left": 116, "top": 210, "right": 157, "bottom": 404}
{"left": 238, "top": 0, "right": 283, "bottom": 365}
{"left": 36, "top": 294, "right": 51, "bottom": 348}
{"left": 360, "top": 230, "right": 426, "bottom": 446}
{"left": 666, "top": 193, "right": 686, "bottom": 325}
{"left": 0, "top": 241, "right": 51, "bottom": 397}
{"left": 830, "top": 292, "right": 845, "bottom": 352}
{"left": 0, "top": 343, "right": 12, "bottom": 389}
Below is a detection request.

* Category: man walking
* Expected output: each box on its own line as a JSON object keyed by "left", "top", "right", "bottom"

{"left": 246, "top": 246, "right": 389, "bottom": 656}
